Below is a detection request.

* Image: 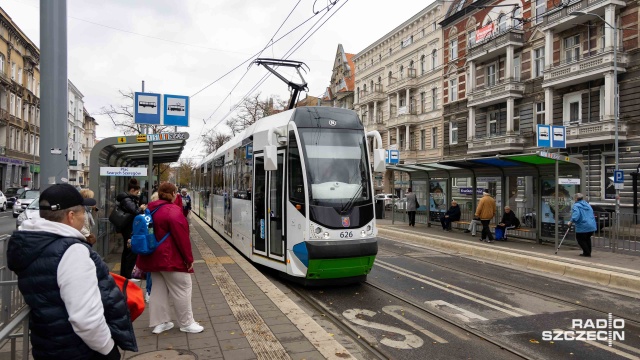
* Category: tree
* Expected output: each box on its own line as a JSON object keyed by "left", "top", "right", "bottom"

{"left": 175, "top": 159, "right": 196, "bottom": 187}
{"left": 99, "top": 90, "right": 171, "bottom": 135}
{"left": 225, "top": 92, "right": 286, "bottom": 135}
{"left": 202, "top": 129, "right": 232, "bottom": 155}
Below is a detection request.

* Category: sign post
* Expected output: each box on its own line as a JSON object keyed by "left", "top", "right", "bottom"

{"left": 539, "top": 124, "right": 567, "bottom": 251}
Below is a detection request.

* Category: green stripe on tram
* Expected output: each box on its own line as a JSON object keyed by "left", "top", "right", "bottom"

{"left": 305, "top": 256, "right": 376, "bottom": 279}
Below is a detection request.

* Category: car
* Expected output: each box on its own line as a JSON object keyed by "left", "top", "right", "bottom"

{"left": 0, "top": 191, "right": 6, "bottom": 211}
{"left": 16, "top": 197, "right": 39, "bottom": 229}
{"left": 5, "top": 187, "right": 24, "bottom": 208}
{"left": 13, "top": 190, "right": 40, "bottom": 218}
{"left": 375, "top": 193, "right": 400, "bottom": 210}
{"left": 522, "top": 204, "right": 611, "bottom": 230}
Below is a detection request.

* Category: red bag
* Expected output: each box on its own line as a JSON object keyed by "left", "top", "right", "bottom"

{"left": 110, "top": 272, "right": 145, "bottom": 321}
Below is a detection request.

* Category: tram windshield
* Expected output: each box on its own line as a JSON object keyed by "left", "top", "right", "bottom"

{"left": 299, "top": 128, "right": 371, "bottom": 208}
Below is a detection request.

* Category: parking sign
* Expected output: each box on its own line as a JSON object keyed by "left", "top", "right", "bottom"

{"left": 614, "top": 170, "right": 624, "bottom": 183}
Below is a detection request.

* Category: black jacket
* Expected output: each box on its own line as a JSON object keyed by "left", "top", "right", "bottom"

{"left": 7, "top": 231, "right": 137, "bottom": 359}
{"left": 500, "top": 211, "right": 521, "bottom": 228}
{"left": 445, "top": 205, "right": 461, "bottom": 221}
{"left": 116, "top": 192, "right": 141, "bottom": 215}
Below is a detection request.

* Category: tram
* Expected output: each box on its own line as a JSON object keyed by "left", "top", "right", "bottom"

{"left": 194, "top": 106, "right": 386, "bottom": 283}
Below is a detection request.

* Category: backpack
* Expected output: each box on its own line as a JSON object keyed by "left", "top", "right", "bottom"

{"left": 130, "top": 204, "right": 170, "bottom": 255}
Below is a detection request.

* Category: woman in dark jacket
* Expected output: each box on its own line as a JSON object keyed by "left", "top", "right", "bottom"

{"left": 496, "top": 206, "right": 520, "bottom": 240}
{"left": 117, "top": 178, "right": 146, "bottom": 278}
{"left": 136, "top": 183, "right": 203, "bottom": 335}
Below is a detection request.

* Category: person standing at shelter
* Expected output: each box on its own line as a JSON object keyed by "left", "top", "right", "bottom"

{"left": 405, "top": 188, "right": 417, "bottom": 227}
{"left": 567, "top": 193, "right": 597, "bottom": 257}
{"left": 475, "top": 192, "right": 496, "bottom": 242}
{"left": 116, "top": 178, "right": 146, "bottom": 278}
{"left": 440, "top": 200, "right": 461, "bottom": 231}
{"left": 180, "top": 188, "right": 192, "bottom": 217}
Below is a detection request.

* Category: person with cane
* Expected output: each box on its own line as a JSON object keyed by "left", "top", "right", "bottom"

{"left": 566, "top": 193, "right": 597, "bottom": 257}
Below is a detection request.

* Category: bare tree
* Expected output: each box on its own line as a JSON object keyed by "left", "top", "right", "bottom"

{"left": 176, "top": 159, "right": 196, "bottom": 187}
{"left": 225, "top": 92, "right": 286, "bottom": 135}
{"left": 99, "top": 90, "right": 170, "bottom": 135}
{"left": 202, "top": 129, "right": 232, "bottom": 155}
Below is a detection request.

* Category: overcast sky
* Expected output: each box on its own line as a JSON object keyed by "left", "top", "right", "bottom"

{"left": 1, "top": 0, "right": 436, "bottom": 162}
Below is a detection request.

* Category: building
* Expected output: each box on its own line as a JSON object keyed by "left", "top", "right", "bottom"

{"left": 68, "top": 80, "right": 85, "bottom": 187}
{"left": 354, "top": 1, "right": 450, "bottom": 195}
{"left": 325, "top": 44, "right": 356, "bottom": 109}
{"left": 83, "top": 109, "right": 97, "bottom": 187}
{"left": 0, "top": 7, "right": 40, "bottom": 190}
{"left": 439, "top": 0, "right": 639, "bottom": 213}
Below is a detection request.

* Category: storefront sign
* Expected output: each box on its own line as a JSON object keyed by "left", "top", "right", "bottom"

{"left": 0, "top": 157, "right": 24, "bottom": 166}
{"left": 100, "top": 167, "right": 148, "bottom": 177}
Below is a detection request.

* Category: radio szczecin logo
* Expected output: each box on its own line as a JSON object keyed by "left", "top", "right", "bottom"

{"left": 542, "top": 313, "right": 624, "bottom": 347}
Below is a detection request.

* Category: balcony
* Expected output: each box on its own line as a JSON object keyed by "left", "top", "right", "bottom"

{"left": 387, "top": 104, "right": 419, "bottom": 127}
{"left": 566, "top": 118, "right": 627, "bottom": 145}
{"left": 365, "top": 115, "right": 386, "bottom": 133}
{"left": 542, "top": 0, "right": 625, "bottom": 32}
{"left": 387, "top": 68, "right": 418, "bottom": 93}
{"left": 0, "top": 71, "right": 10, "bottom": 85}
{"left": 468, "top": 28, "right": 524, "bottom": 63}
{"left": 467, "top": 132, "right": 525, "bottom": 155}
{"left": 543, "top": 48, "right": 626, "bottom": 88}
{"left": 359, "top": 84, "right": 386, "bottom": 105}
{"left": 0, "top": 109, "right": 9, "bottom": 125}
{"left": 467, "top": 80, "right": 524, "bottom": 108}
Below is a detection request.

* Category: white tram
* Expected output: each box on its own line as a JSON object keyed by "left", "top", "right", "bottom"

{"left": 194, "top": 106, "right": 386, "bottom": 283}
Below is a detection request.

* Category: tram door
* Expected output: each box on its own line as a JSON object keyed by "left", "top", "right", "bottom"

{"left": 253, "top": 152, "right": 285, "bottom": 260}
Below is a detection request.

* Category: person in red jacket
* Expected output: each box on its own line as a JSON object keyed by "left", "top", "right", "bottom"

{"left": 135, "top": 183, "right": 204, "bottom": 334}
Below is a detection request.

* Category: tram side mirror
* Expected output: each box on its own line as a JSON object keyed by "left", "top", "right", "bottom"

{"left": 373, "top": 149, "right": 386, "bottom": 173}
{"left": 264, "top": 145, "right": 278, "bottom": 171}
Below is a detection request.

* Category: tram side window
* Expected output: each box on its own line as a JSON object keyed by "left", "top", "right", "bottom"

{"left": 288, "top": 131, "right": 305, "bottom": 210}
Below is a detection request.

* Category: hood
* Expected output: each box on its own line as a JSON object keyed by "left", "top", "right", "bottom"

{"left": 574, "top": 200, "right": 591, "bottom": 211}
{"left": 8, "top": 218, "right": 86, "bottom": 273}
{"left": 116, "top": 192, "right": 132, "bottom": 202}
{"left": 147, "top": 199, "right": 171, "bottom": 212}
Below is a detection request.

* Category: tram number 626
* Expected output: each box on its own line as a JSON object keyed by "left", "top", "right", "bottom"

{"left": 340, "top": 231, "right": 353, "bottom": 238}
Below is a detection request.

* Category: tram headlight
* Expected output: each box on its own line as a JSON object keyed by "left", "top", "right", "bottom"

{"left": 361, "top": 230, "right": 366, "bottom": 237}
{"left": 366, "top": 225, "right": 372, "bottom": 232}
{"left": 323, "top": 232, "right": 330, "bottom": 239}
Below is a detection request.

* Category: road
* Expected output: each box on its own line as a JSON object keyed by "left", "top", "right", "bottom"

{"left": 0, "top": 208, "right": 17, "bottom": 236}
{"left": 267, "top": 235, "right": 640, "bottom": 360}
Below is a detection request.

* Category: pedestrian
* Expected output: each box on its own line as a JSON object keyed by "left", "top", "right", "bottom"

{"left": 405, "top": 188, "right": 417, "bottom": 226}
{"left": 136, "top": 183, "right": 204, "bottom": 334}
{"left": 567, "top": 193, "right": 597, "bottom": 257}
{"left": 180, "top": 188, "right": 192, "bottom": 217}
{"left": 475, "top": 192, "right": 496, "bottom": 242}
{"left": 80, "top": 188, "right": 98, "bottom": 246}
{"left": 495, "top": 206, "right": 520, "bottom": 241}
{"left": 464, "top": 216, "right": 481, "bottom": 236}
{"left": 116, "top": 178, "right": 147, "bottom": 279}
{"left": 7, "top": 184, "right": 137, "bottom": 359}
{"left": 440, "top": 200, "right": 461, "bottom": 231}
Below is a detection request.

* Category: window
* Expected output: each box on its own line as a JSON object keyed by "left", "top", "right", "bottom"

{"left": 450, "top": 39, "right": 458, "bottom": 60}
{"left": 11, "top": 63, "right": 15, "bottom": 80}
{"left": 498, "top": 14, "right": 507, "bottom": 33}
{"left": 421, "top": 129, "right": 426, "bottom": 150}
{"left": 433, "top": 22, "right": 437, "bottom": 31}
{"left": 420, "top": 92, "right": 426, "bottom": 113}
{"left": 569, "top": 101, "right": 580, "bottom": 122}
{"left": 535, "top": 0, "right": 546, "bottom": 24}
{"left": 513, "top": 108, "right": 520, "bottom": 133}
{"left": 9, "top": 94, "right": 14, "bottom": 116}
{"left": 535, "top": 102, "right": 545, "bottom": 125}
{"left": 399, "top": 65, "right": 404, "bottom": 79}
{"left": 456, "top": 0, "right": 465, "bottom": 11}
{"left": 514, "top": 56, "right": 521, "bottom": 81}
{"left": 603, "top": 156, "right": 616, "bottom": 200}
{"left": 410, "top": 131, "right": 415, "bottom": 150}
{"left": 563, "top": 92, "right": 582, "bottom": 124}
{"left": 431, "top": 88, "right": 437, "bottom": 110}
{"left": 421, "top": 55, "right": 426, "bottom": 75}
{"left": 9, "top": 128, "right": 14, "bottom": 150}
{"left": 486, "top": 64, "right": 496, "bottom": 86}
{"left": 468, "top": 30, "right": 476, "bottom": 48}
{"left": 432, "top": 49, "right": 438, "bottom": 70}
{"left": 16, "top": 98, "right": 21, "bottom": 119}
{"left": 513, "top": 7, "right": 523, "bottom": 29}
{"left": 533, "top": 47, "right": 545, "bottom": 77}
{"left": 17, "top": 68, "right": 22, "bottom": 84}
{"left": 379, "top": 54, "right": 382, "bottom": 63}
{"left": 431, "top": 127, "right": 438, "bottom": 148}
{"left": 449, "top": 78, "right": 458, "bottom": 101}
{"left": 600, "top": 24, "right": 606, "bottom": 51}
{"left": 489, "top": 111, "right": 498, "bottom": 136}
{"left": 399, "top": 133, "right": 405, "bottom": 149}
{"left": 564, "top": 35, "right": 580, "bottom": 63}
{"left": 35, "top": 136, "right": 39, "bottom": 155}
{"left": 0, "top": 54, "right": 4, "bottom": 74}
{"left": 599, "top": 87, "right": 605, "bottom": 119}
{"left": 422, "top": 28, "right": 425, "bottom": 37}
{"left": 389, "top": 48, "right": 392, "bottom": 56}
{"left": 450, "top": 122, "right": 458, "bottom": 144}
{"left": 36, "top": 82, "right": 39, "bottom": 97}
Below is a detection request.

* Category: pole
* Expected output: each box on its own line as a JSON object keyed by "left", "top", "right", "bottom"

{"left": 554, "top": 153, "right": 559, "bottom": 251}
{"left": 614, "top": 19, "right": 620, "bottom": 252}
{"left": 39, "top": 0, "right": 68, "bottom": 191}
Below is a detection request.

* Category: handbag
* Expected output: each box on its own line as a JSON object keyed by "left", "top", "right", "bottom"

{"left": 131, "top": 265, "right": 146, "bottom": 280}
{"left": 109, "top": 205, "right": 134, "bottom": 233}
{"left": 415, "top": 198, "right": 420, "bottom": 209}
{"left": 110, "top": 272, "right": 145, "bottom": 321}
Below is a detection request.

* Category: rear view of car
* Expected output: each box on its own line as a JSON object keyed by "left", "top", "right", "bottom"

{"left": 5, "top": 187, "right": 23, "bottom": 209}
{"left": 16, "top": 197, "right": 39, "bottom": 229}
{"left": 13, "top": 190, "right": 40, "bottom": 218}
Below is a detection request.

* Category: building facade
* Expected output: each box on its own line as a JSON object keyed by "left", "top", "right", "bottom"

{"left": 0, "top": 7, "right": 40, "bottom": 190}
{"left": 68, "top": 80, "right": 85, "bottom": 187}
{"left": 83, "top": 109, "right": 97, "bottom": 187}
{"left": 325, "top": 44, "right": 356, "bottom": 109}
{"left": 440, "top": 0, "right": 639, "bottom": 211}
{"left": 354, "top": 1, "right": 450, "bottom": 194}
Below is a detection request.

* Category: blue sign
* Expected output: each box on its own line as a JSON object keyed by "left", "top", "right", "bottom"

{"left": 386, "top": 150, "right": 400, "bottom": 164}
{"left": 134, "top": 92, "right": 161, "bottom": 125}
{"left": 536, "top": 124, "right": 551, "bottom": 147}
{"left": 551, "top": 125, "right": 566, "bottom": 149}
{"left": 245, "top": 144, "right": 253, "bottom": 159}
{"left": 614, "top": 170, "right": 624, "bottom": 183}
{"left": 163, "top": 94, "right": 189, "bottom": 127}
{"left": 260, "top": 219, "right": 265, "bottom": 239}
{"left": 459, "top": 187, "right": 484, "bottom": 195}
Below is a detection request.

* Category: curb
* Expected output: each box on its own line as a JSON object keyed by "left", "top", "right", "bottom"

{"left": 378, "top": 227, "right": 640, "bottom": 294}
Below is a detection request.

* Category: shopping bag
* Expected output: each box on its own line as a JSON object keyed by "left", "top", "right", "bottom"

{"left": 110, "top": 272, "right": 145, "bottom": 321}
{"left": 495, "top": 227, "right": 504, "bottom": 240}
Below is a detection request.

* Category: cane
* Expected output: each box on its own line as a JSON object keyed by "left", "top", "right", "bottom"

{"left": 555, "top": 227, "right": 571, "bottom": 254}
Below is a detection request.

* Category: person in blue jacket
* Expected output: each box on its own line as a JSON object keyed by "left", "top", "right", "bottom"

{"left": 567, "top": 193, "right": 597, "bottom": 257}
{"left": 440, "top": 200, "right": 461, "bottom": 231}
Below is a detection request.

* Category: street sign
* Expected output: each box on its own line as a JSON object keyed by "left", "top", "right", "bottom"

{"left": 163, "top": 94, "right": 190, "bottom": 127}
{"left": 387, "top": 150, "right": 400, "bottom": 164}
{"left": 559, "top": 178, "right": 581, "bottom": 185}
{"left": 614, "top": 170, "right": 624, "bottom": 183}
{"left": 136, "top": 134, "right": 147, "bottom": 142}
{"left": 69, "top": 160, "right": 77, "bottom": 166}
{"left": 117, "top": 137, "right": 127, "bottom": 143}
{"left": 551, "top": 125, "right": 566, "bottom": 148}
{"left": 134, "top": 92, "right": 162, "bottom": 125}
{"left": 100, "top": 167, "right": 148, "bottom": 177}
{"left": 537, "top": 124, "right": 551, "bottom": 147}
{"left": 615, "top": 183, "right": 625, "bottom": 190}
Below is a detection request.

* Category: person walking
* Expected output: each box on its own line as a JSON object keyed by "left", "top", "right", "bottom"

{"left": 180, "top": 188, "right": 192, "bottom": 217}
{"left": 8, "top": 184, "right": 136, "bottom": 359}
{"left": 136, "top": 183, "right": 204, "bottom": 334}
{"left": 405, "top": 188, "right": 417, "bottom": 227}
{"left": 440, "top": 200, "right": 461, "bottom": 231}
{"left": 116, "top": 178, "right": 147, "bottom": 279}
{"left": 475, "top": 192, "right": 496, "bottom": 243}
{"left": 496, "top": 206, "right": 520, "bottom": 241}
{"left": 567, "top": 193, "right": 597, "bottom": 257}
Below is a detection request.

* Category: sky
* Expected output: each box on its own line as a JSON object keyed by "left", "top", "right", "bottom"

{"left": 1, "top": 0, "right": 438, "bottom": 163}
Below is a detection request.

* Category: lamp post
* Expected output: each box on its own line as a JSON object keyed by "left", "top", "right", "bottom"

{"left": 570, "top": 11, "right": 620, "bottom": 240}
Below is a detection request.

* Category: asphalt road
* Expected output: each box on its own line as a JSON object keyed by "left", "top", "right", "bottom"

{"left": 0, "top": 207, "right": 17, "bottom": 236}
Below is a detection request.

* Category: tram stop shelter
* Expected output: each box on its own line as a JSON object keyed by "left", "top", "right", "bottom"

{"left": 89, "top": 132, "right": 189, "bottom": 257}
{"left": 385, "top": 151, "right": 585, "bottom": 244}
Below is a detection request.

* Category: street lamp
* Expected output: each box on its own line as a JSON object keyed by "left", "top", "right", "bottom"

{"left": 570, "top": 11, "right": 620, "bottom": 238}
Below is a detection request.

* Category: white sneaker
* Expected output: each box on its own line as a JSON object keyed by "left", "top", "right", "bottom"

{"left": 144, "top": 292, "right": 150, "bottom": 303}
{"left": 180, "top": 322, "right": 204, "bottom": 333}
{"left": 152, "top": 322, "right": 174, "bottom": 334}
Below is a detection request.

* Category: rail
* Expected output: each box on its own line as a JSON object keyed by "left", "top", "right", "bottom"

{"left": 0, "top": 235, "right": 29, "bottom": 359}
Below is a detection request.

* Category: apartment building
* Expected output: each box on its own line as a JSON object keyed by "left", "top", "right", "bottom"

{"left": 83, "top": 109, "right": 97, "bottom": 187}
{"left": 68, "top": 81, "right": 86, "bottom": 187}
{"left": 325, "top": 44, "right": 356, "bottom": 109}
{"left": 0, "top": 7, "right": 40, "bottom": 190}
{"left": 441, "top": 0, "right": 639, "bottom": 211}
{"left": 354, "top": 1, "right": 450, "bottom": 194}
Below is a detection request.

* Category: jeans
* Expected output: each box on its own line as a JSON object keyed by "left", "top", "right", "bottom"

{"left": 407, "top": 211, "right": 416, "bottom": 226}
{"left": 481, "top": 219, "right": 493, "bottom": 240}
{"left": 441, "top": 217, "right": 452, "bottom": 230}
{"left": 468, "top": 220, "right": 480, "bottom": 235}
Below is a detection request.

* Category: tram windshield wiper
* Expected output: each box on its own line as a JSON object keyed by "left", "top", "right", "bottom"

{"left": 340, "top": 185, "right": 363, "bottom": 214}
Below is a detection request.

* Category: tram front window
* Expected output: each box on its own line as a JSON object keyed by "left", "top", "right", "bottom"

{"left": 300, "top": 129, "right": 371, "bottom": 208}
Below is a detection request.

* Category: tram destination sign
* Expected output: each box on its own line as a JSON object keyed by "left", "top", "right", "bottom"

{"left": 145, "top": 132, "right": 189, "bottom": 142}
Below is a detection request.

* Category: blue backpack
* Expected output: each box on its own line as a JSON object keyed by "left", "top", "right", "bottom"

{"left": 130, "top": 204, "right": 170, "bottom": 255}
